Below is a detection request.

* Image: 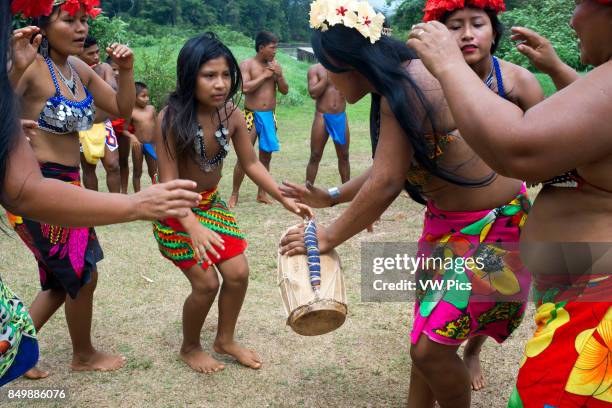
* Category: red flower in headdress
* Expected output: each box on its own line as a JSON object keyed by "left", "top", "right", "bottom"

{"left": 11, "top": 0, "right": 54, "bottom": 18}
{"left": 11, "top": 0, "right": 102, "bottom": 18}
{"left": 423, "top": 0, "right": 506, "bottom": 22}
{"left": 59, "top": 0, "right": 102, "bottom": 18}
{"left": 60, "top": 0, "right": 81, "bottom": 16}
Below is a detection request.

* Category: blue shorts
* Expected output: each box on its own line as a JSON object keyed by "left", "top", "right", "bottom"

{"left": 245, "top": 109, "right": 279, "bottom": 153}
{"left": 143, "top": 143, "right": 157, "bottom": 161}
{"left": 322, "top": 112, "right": 347, "bottom": 146}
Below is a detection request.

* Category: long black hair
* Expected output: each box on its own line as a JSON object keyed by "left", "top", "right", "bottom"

{"left": 311, "top": 25, "right": 495, "bottom": 204}
{"left": 0, "top": 0, "right": 21, "bottom": 198}
{"left": 439, "top": 7, "right": 504, "bottom": 54}
{"left": 162, "top": 32, "right": 242, "bottom": 161}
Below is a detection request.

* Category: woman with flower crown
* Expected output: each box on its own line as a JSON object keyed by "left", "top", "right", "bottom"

{"left": 9, "top": 0, "right": 137, "bottom": 377}
{"left": 409, "top": 0, "right": 612, "bottom": 406}
{"left": 279, "top": 0, "right": 543, "bottom": 406}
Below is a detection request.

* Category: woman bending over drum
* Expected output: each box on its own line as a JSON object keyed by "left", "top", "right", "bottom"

{"left": 281, "top": 0, "right": 543, "bottom": 407}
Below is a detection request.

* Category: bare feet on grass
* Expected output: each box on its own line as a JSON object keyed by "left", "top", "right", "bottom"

{"left": 180, "top": 346, "right": 225, "bottom": 374}
{"left": 463, "top": 348, "right": 485, "bottom": 391}
{"left": 24, "top": 366, "right": 49, "bottom": 380}
{"left": 71, "top": 350, "right": 125, "bottom": 372}
{"left": 213, "top": 340, "right": 262, "bottom": 369}
{"left": 228, "top": 193, "right": 239, "bottom": 208}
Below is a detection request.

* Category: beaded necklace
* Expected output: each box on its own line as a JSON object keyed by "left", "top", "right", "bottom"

{"left": 194, "top": 110, "right": 231, "bottom": 173}
{"left": 51, "top": 59, "right": 79, "bottom": 97}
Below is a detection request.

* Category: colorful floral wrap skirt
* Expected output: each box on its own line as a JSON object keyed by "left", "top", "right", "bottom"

{"left": 508, "top": 272, "right": 612, "bottom": 407}
{"left": 0, "top": 274, "right": 37, "bottom": 383}
{"left": 6, "top": 162, "right": 103, "bottom": 299}
{"left": 411, "top": 185, "right": 532, "bottom": 346}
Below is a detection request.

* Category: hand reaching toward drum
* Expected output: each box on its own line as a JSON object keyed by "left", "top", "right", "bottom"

{"left": 280, "top": 223, "right": 332, "bottom": 256}
{"left": 280, "top": 181, "right": 332, "bottom": 208}
{"left": 280, "top": 197, "right": 315, "bottom": 219}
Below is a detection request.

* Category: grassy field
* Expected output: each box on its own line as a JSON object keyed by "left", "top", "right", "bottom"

{"left": 0, "top": 92, "right": 538, "bottom": 407}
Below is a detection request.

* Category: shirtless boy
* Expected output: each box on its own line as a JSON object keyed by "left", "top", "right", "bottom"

{"left": 228, "top": 31, "right": 289, "bottom": 207}
{"left": 306, "top": 63, "right": 350, "bottom": 185}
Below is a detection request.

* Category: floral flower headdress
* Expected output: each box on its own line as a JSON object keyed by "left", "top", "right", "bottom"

{"left": 11, "top": 0, "right": 102, "bottom": 19}
{"left": 309, "top": 0, "right": 388, "bottom": 44}
{"left": 423, "top": 0, "right": 506, "bottom": 22}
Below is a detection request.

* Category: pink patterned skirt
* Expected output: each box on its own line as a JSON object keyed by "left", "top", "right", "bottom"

{"left": 411, "top": 185, "right": 532, "bottom": 346}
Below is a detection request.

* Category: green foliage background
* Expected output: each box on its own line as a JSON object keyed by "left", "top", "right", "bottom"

{"left": 84, "top": 0, "right": 579, "bottom": 109}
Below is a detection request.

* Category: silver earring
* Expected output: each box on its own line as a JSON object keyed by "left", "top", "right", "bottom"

{"left": 40, "top": 37, "right": 49, "bottom": 58}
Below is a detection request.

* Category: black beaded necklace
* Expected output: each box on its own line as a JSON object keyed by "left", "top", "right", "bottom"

{"left": 194, "top": 110, "right": 230, "bottom": 173}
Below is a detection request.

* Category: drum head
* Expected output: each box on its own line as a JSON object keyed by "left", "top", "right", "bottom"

{"left": 288, "top": 300, "right": 347, "bottom": 336}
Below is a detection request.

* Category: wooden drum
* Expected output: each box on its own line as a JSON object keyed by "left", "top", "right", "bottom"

{"left": 278, "top": 221, "right": 347, "bottom": 336}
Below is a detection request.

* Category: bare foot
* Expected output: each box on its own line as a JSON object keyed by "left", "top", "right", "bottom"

{"left": 228, "top": 193, "right": 239, "bottom": 208}
{"left": 255, "top": 194, "right": 272, "bottom": 205}
{"left": 24, "top": 366, "right": 49, "bottom": 380}
{"left": 71, "top": 350, "right": 125, "bottom": 372}
{"left": 180, "top": 346, "right": 225, "bottom": 374}
{"left": 463, "top": 349, "right": 485, "bottom": 391}
{"left": 213, "top": 340, "right": 262, "bottom": 369}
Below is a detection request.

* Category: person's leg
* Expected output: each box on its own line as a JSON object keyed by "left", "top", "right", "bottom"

{"left": 229, "top": 126, "right": 257, "bottom": 208}
{"left": 65, "top": 270, "right": 125, "bottom": 371}
{"left": 80, "top": 153, "right": 98, "bottom": 191}
{"left": 333, "top": 119, "right": 350, "bottom": 184}
{"left": 213, "top": 254, "right": 261, "bottom": 369}
{"left": 463, "top": 335, "right": 487, "bottom": 391}
{"left": 101, "top": 146, "right": 121, "bottom": 193}
{"left": 132, "top": 145, "right": 144, "bottom": 193}
{"left": 144, "top": 151, "right": 157, "bottom": 182}
{"left": 407, "top": 364, "right": 436, "bottom": 408}
{"left": 409, "top": 334, "right": 471, "bottom": 408}
{"left": 117, "top": 135, "right": 130, "bottom": 194}
{"left": 23, "top": 286, "right": 65, "bottom": 380}
{"left": 180, "top": 263, "right": 225, "bottom": 373}
{"left": 306, "top": 112, "right": 328, "bottom": 185}
{"left": 256, "top": 150, "right": 272, "bottom": 204}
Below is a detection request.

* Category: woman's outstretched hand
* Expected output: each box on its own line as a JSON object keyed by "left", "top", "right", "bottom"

{"left": 132, "top": 180, "right": 201, "bottom": 220}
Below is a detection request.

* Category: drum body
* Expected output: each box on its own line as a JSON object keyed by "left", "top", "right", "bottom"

{"left": 278, "top": 249, "right": 347, "bottom": 336}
